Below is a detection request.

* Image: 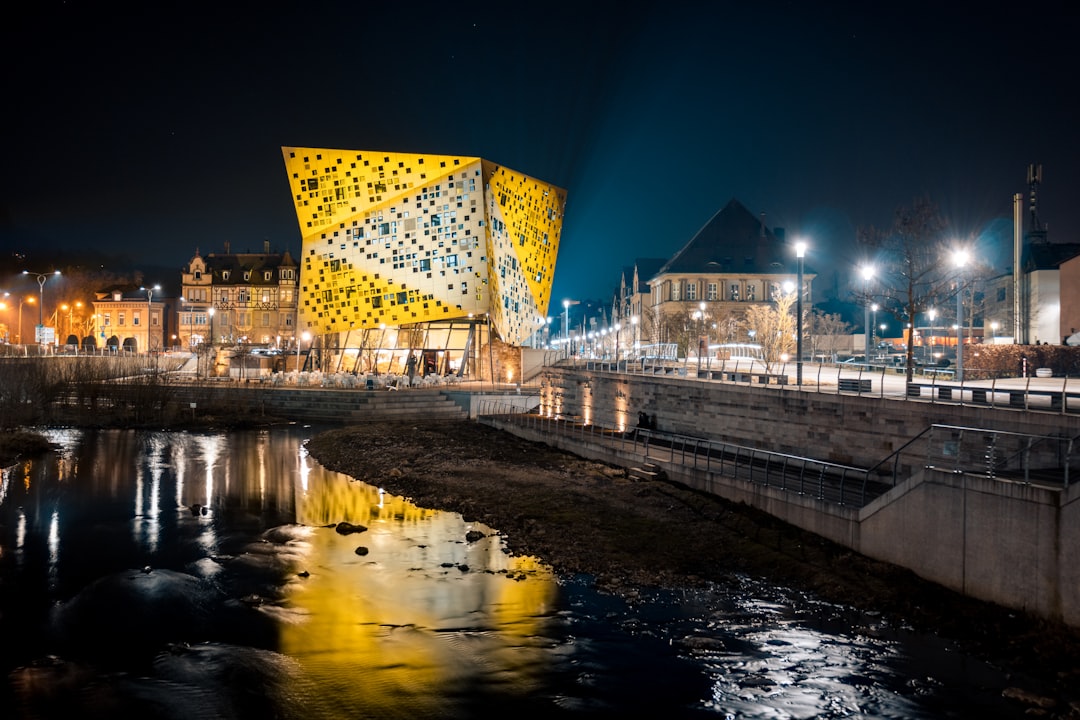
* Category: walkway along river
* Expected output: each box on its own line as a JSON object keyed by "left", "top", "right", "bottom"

{"left": 0, "top": 425, "right": 1072, "bottom": 717}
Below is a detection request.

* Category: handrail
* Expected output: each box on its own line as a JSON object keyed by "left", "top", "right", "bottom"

{"left": 479, "top": 403, "right": 1078, "bottom": 500}
{"left": 478, "top": 402, "right": 881, "bottom": 506}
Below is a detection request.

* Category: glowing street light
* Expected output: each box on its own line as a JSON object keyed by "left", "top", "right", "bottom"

{"left": 795, "top": 240, "right": 807, "bottom": 385}
{"left": 297, "top": 330, "right": 312, "bottom": 372}
{"left": 952, "top": 248, "right": 969, "bottom": 381}
{"left": 860, "top": 264, "right": 875, "bottom": 362}
{"left": 18, "top": 295, "right": 36, "bottom": 344}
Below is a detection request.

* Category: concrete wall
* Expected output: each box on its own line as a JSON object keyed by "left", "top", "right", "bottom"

{"left": 539, "top": 367, "right": 1080, "bottom": 472}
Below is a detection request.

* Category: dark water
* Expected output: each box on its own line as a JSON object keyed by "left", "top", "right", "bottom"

{"left": 0, "top": 426, "right": 1028, "bottom": 718}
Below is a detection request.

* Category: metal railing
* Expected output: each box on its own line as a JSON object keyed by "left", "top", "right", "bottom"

{"left": 548, "top": 357, "right": 1080, "bottom": 415}
{"left": 478, "top": 403, "right": 1077, "bottom": 510}
{"left": 478, "top": 401, "right": 889, "bottom": 506}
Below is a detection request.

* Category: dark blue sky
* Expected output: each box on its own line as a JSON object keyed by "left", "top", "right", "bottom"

{"left": 3, "top": 1, "right": 1077, "bottom": 306}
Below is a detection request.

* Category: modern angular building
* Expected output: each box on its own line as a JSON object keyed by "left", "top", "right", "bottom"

{"left": 281, "top": 148, "right": 566, "bottom": 352}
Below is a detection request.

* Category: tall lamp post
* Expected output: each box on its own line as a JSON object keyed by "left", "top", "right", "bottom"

{"left": 952, "top": 249, "right": 969, "bottom": 382}
{"left": 860, "top": 264, "right": 874, "bottom": 362}
{"left": 927, "top": 308, "right": 936, "bottom": 364}
{"left": 795, "top": 241, "right": 806, "bottom": 385}
{"left": 0, "top": 292, "right": 8, "bottom": 342}
{"left": 18, "top": 296, "right": 35, "bottom": 345}
{"left": 22, "top": 270, "right": 61, "bottom": 342}
{"left": 562, "top": 299, "right": 579, "bottom": 359}
{"left": 140, "top": 284, "right": 161, "bottom": 352}
{"left": 871, "top": 304, "right": 879, "bottom": 352}
{"left": 297, "top": 330, "right": 311, "bottom": 372}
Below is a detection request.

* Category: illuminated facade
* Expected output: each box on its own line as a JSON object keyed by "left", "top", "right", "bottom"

{"left": 90, "top": 287, "right": 165, "bottom": 352}
{"left": 179, "top": 242, "right": 300, "bottom": 348}
{"left": 281, "top": 148, "right": 565, "bottom": 346}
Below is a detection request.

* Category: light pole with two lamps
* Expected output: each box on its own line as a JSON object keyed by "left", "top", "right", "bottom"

{"left": 22, "top": 270, "right": 61, "bottom": 343}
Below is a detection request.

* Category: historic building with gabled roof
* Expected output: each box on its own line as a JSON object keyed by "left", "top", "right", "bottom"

{"left": 644, "top": 199, "right": 814, "bottom": 349}
{"left": 179, "top": 240, "right": 299, "bottom": 348}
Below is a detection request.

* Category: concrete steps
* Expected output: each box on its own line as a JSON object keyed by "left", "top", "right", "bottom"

{"left": 170, "top": 385, "right": 468, "bottom": 424}
{"left": 628, "top": 460, "right": 665, "bottom": 482}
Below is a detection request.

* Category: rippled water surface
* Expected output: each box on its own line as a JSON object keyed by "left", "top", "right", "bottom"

{"left": 0, "top": 427, "right": 1028, "bottom": 718}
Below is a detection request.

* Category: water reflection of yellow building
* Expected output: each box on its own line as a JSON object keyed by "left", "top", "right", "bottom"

{"left": 278, "top": 451, "right": 559, "bottom": 714}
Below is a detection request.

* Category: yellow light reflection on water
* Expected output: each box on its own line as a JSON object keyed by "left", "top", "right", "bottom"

{"left": 276, "top": 459, "right": 559, "bottom": 715}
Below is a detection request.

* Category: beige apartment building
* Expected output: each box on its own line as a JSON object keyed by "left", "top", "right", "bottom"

{"left": 179, "top": 241, "right": 299, "bottom": 349}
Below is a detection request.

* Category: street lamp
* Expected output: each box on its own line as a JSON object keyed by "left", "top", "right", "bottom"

{"left": 0, "top": 292, "right": 8, "bottom": 343}
{"left": 631, "top": 315, "right": 639, "bottom": 357}
{"left": 952, "top": 249, "right": 969, "bottom": 381}
{"left": 297, "top": 330, "right": 311, "bottom": 372}
{"left": 870, "top": 303, "right": 879, "bottom": 353}
{"left": 22, "top": 270, "right": 61, "bottom": 342}
{"left": 18, "top": 296, "right": 35, "bottom": 345}
{"left": 927, "top": 308, "right": 936, "bottom": 364}
{"left": 795, "top": 241, "right": 806, "bottom": 385}
{"left": 208, "top": 306, "right": 215, "bottom": 345}
{"left": 562, "top": 299, "right": 580, "bottom": 359}
{"left": 990, "top": 321, "right": 999, "bottom": 339}
{"left": 860, "top": 264, "right": 874, "bottom": 362}
{"left": 140, "top": 284, "right": 161, "bottom": 353}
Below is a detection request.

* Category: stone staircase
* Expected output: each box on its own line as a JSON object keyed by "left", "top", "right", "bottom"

{"left": 170, "top": 385, "right": 469, "bottom": 424}
{"left": 628, "top": 460, "right": 666, "bottom": 482}
{"left": 269, "top": 387, "right": 468, "bottom": 424}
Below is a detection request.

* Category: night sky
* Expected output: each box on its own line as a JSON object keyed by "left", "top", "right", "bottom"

{"left": 3, "top": 1, "right": 1078, "bottom": 307}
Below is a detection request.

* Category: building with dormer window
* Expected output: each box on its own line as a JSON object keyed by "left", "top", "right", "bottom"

{"left": 645, "top": 199, "right": 815, "bottom": 349}
{"left": 179, "top": 240, "right": 299, "bottom": 348}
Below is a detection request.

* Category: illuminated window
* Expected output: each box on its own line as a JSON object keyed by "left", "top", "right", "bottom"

{"left": 707, "top": 283, "right": 718, "bottom": 300}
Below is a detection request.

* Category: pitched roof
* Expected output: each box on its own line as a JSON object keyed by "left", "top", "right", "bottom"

{"left": 1022, "top": 241, "right": 1080, "bottom": 272}
{"left": 633, "top": 258, "right": 668, "bottom": 290}
{"left": 656, "top": 199, "right": 792, "bottom": 276}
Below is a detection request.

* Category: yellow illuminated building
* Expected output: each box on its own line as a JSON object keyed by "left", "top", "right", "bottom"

{"left": 281, "top": 148, "right": 565, "bottom": 347}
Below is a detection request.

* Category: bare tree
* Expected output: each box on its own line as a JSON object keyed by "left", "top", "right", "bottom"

{"left": 856, "top": 196, "right": 960, "bottom": 380}
{"left": 810, "top": 311, "right": 852, "bottom": 361}
{"left": 743, "top": 292, "right": 796, "bottom": 373}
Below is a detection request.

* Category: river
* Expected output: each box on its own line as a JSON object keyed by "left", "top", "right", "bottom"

{"left": 0, "top": 426, "right": 1030, "bottom": 718}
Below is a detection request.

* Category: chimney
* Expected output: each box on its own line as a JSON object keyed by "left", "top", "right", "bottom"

{"left": 224, "top": 240, "right": 230, "bottom": 254}
{"left": 264, "top": 239, "right": 270, "bottom": 254}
